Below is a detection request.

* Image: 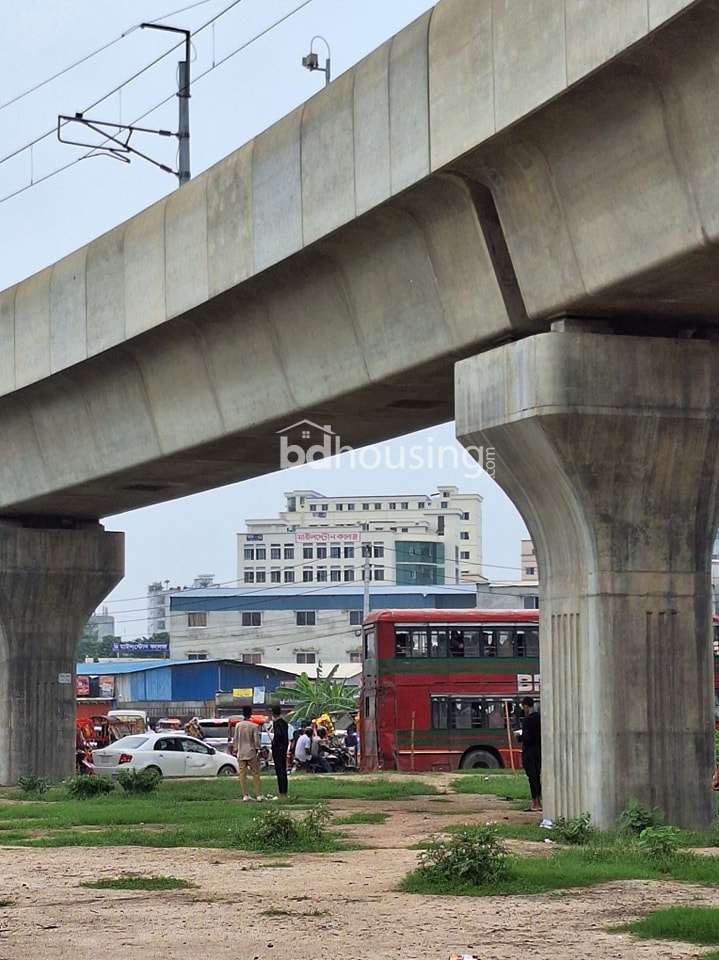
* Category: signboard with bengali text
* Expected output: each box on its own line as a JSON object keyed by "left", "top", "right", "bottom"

{"left": 296, "top": 528, "right": 362, "bottom": 543}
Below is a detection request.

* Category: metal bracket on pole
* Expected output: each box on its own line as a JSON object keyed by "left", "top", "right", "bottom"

{"left": 57, "top": 114, "right": 179, "bottom": 176}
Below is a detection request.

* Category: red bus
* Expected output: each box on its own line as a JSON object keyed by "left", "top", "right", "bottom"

{"left": 361, "top": 609, "right": 540, "bottom": 772}
{"left": 361, "top": 610, "right": 719, "bottom": 773}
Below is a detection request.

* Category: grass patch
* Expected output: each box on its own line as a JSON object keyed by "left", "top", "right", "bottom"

{"left": 80, "top": 876, "right": 195, "bottom": 891}
{"left": 451, "top": 774, "right": 529, "bottom": 801}
{"left": 401, "top": 842, "right": 719, "bottom": 898}
{"left": 616, "top": 906, "right": 719, "bottom": 947}
{"left": 0, "top": 899, "right": 12, "bottom": 907}
{"left": 334, "top": 811, "right": 389, "bottom": 825}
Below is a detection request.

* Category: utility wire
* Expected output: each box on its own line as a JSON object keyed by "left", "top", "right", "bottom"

{"left": 0, "top": 0, "right": 220, "bottom": 112}
{"left": 0, "top": 0, "right": 315, "bottom": 205}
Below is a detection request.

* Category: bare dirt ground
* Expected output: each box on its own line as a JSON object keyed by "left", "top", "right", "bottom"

{"left": 1, "top": 790, "right": 718, "bottom": 960}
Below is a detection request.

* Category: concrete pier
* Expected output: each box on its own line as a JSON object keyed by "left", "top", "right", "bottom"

{"left": 456, "top": 331, "right": 719, "bottom": 829}
{"left": 0, "top": 523, "right": 124, "bottom": 784}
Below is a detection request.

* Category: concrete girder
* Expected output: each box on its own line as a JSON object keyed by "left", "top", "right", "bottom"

{"left": 0, "top": 176, "right": 517, "bottom": 519}
{"left": 456, "top": 331, "right": 719, "bottom": 829}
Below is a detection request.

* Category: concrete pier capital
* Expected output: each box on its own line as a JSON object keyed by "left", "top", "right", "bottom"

{"left": 456, "top": 331, "right": 719, "bottom": 829}
{"left": 0, "top": 523, "right": 124, "bottom": 784}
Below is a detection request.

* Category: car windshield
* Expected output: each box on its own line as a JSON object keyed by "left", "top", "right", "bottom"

{"left": 111, "top": 736, "right": 149, "bottom": 749}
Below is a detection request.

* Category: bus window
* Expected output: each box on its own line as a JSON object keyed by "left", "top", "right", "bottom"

{"left": 431, "top": 696, "right": 449, "bottom": 728}
{"left": 451, "top": 698, "right": 484, "bottom": 729}
{"left": 410, "top": 629, "right": 428, "bottom": 657}
{"left": 449, "top": 629, "right": 464, "bottom": 657}
{"left": 463, "top": 629, "right": 480, "bottom": 657}
{"left": 395, "top": 630, "right": 409, "bottom": 657}
{"left": 482, "top": 629, "right": 496, "bottom": 657}
{"left": 364, "top": 628, "right": 376, "bottom": 659}
{"left": 429, "top": 629, "right": 448, "bottom": 657}
{"left": 485, "top": 698, "right": 505, "bottom": 728}
{"left": 526, "top": 628, "right": 539, "bottom": 657}
{"left": 497, "top": 630, "right": 513, "bottom": 657}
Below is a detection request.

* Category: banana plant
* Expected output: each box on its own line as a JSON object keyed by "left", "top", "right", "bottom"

{"left": 273, "top": 663, "right": 359, "bottom": 725}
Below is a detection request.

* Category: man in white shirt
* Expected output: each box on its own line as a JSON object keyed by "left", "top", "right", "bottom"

{"left": 294, "top": 726, "right": 313, "bottom": 768}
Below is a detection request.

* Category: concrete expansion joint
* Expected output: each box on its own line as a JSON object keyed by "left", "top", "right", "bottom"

{"left": 0, "top": 516, "right": 103, "bottom": 531}
{"left": 549, "top": 317, "right": 719, "bottom": 342}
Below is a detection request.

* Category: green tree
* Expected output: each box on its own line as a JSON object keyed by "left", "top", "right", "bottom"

{"left": 273, "top": 665, "right": 358, "bottom": 724}
{"left": 77, "top": 627, "right": 117, "bottom": 660}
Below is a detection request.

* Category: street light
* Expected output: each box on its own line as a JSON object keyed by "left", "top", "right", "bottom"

{"left": 302, "top": 35, "right": 331, "bottom": 86}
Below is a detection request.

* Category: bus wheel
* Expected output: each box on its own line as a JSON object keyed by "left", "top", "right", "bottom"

{"left": 460, "top": 749, "right": 500, "bottom": 770}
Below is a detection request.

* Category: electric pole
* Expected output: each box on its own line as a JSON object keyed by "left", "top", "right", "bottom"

{"left": 363, "top": 553, "right": 371, "bottom": 621}
{"left": 141, "top": 23, "right": 191, "bottom": 185}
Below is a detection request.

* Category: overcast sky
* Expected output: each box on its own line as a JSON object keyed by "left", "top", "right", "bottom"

{"left": 0, "top": 0, "right": 528, "bottom": 636}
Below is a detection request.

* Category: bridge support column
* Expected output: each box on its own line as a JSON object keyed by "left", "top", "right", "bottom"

{"left": 456, "top": 331, "right": 719, "bottom": 829}
{"left": 0, "top": 522, "right": 124, "bottom": 784}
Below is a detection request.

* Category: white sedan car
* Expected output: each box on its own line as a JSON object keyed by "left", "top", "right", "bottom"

{"left": 92, "top": 732, "right": 240, "bottom": 778}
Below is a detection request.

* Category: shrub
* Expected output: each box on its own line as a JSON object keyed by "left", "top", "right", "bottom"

{"left": 16, "top": 776, "right": 50, "bottom": 797}
{"left": 637, "top": 826, "right": 683, "bottom": 865}
{"left": 416, "top": 825, "right": 511, "bottom": 887}
{"left": 117, "top": 769, "right": 162, "bottom": 795}
{"left": 66, "top": 775, "right": 115, "bottom": 799}
{"left": 237, "top": 803, "right": 332, "bottom": 851}
{"left": 618, "top": 799, "right": 663, "bottom": 836}
{"left": 552, "top": 812, "right": 594, "bottom": 845}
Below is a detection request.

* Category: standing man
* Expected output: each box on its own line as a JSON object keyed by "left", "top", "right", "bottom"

{"left": 518, "top": 697, "right": 542, "bottom": 812}
{"left": 233, "top": 705, "right": 264, "bottom": 802}
{"left": 270, "top": 704, "right": 289, "bottom": 800}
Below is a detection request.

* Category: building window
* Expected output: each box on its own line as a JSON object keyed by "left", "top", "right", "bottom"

{"left": 284, "top": 570, "right": 295, "bottom": 583}
{"left": 462, "top": 512, "right": 470, "bottom": 521}
{"left": 331, "top": 568, "right": 342, "bottom": 582}
{"left": 460, "top": 532, "right": 470, "bottom": 541}
{"left": 296, "top": 611, "right": 316, "bottom": 626}
{"left": 244, "top": 571, "right": 254, "bottom": 583}
{"left": 347, "top": 503, "right": 355, "bottom": 511}
{"left": 316, "top": 568, "right": 328, "bottom": 582}
{"left": 461, "top": 551, "right": 470, "bottom": 560}
{"left": 296, "top": 652, "right": 317, "bottom": 664}
{"left": 344, "top": 569, "right": 355, "bottom": 582}
{"left": 362, "top": 503, "right": 370, "bottom": 511}
{"left": 187, "top": 612, "right": 207, "bottom": 628}
{"left": 349, "top": 610, "right": 362, "bottom": 626}
{"left": 389, "top": 502, "right": 397, "bottom": 510}
{"left": 441, "top": 501, "right": 448, "bottom": 509}
{"left": 242, "top": 612, "right": 262, "bottom": 627}
{"left": 523, "top": 596, "right": 540, "bottom": 610}
{"left": 344, "top": 545, "right": 355, "bottom": 559}
{"left": 417, "top": 501, "right": 426, "bottom": 509}
{"left": 303, "top": 569, "right": 314, "bottom": 582}
{"left": 271, "top": 546, "right": 281, "bottom": 560}
{"left": 256, "top": 570, "right": 266, "bottom": 584}
{"left": 336, "top": 503, "right": 344, "bottom": 511}
{"left": 349, "top": 650, "right": 362, "bottom": 663}
{"left": 374, "top": 503, "right": 382, "bottom": 510}
{"left": 270, "top": 569, "right": 281, "bottom": 584}
{"left": 188, "top": 652, "right": 208, "bottom": 660}
{"left": 322, "top": 504, "right": 328, "bottom": 511}
{"left": 401, "top": 527, "right": 409, "bottom": 533}
{"left": 317, "top": 546, "right": 327, "bottom": 559}
{"left": 256, "top": 548, "right": 266, "bottom": 560}
{"left": 310, "top": 504, "right": 317, "bottom": 512}
{"left": 401, "top": 502, "right": 409, "bottom": 510}
{"left": 373, "top": 567, "right": 385, "bottom": 581}
{"left": 330, "top": 545, "right": 341, "bottom": 559}
{"left": 525, "top": 566, "right": 536, "bottom": 576}
{"left": 284, "top": 546, "right": 294, "bottom": 560}
{"left": 373, "top": 544, "right": 384, "bottom": 558}
{"left": 241, "top": 653, "right": 262, "bottom": 664}
{"left": 303, "top": 546, "right": 314, "bottom": 559}
{"left": 243, "top": 547, "right": 254, "bottom": 560}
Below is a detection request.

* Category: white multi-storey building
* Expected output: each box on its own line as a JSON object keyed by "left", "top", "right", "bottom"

{"left": 237, "top": 486, "right": 483, "bottom": 588}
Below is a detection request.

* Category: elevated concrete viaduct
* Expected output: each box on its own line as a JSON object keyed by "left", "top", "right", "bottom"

{"left": 1, "top": 0, "right": 718, "bottom": 824}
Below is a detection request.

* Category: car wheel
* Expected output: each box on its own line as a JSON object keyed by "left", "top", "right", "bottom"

{"left": 460, "top": 749, "right": 501, "bottom": 770}
{"left": 145, "top": 765, "right": 164, "bottom": 778}
{"left": 217, "top": 764, "right": 236, "bottom": 777}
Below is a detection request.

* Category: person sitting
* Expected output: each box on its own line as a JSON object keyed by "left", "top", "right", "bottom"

{"left": 344, "top": 724, "right": 359, "bottom": 766}
{"left": 294, "top": 726, "right": 313, "bottom": 771}
{"left": 312, "top": 727, "right": 332, "bottom": 773}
